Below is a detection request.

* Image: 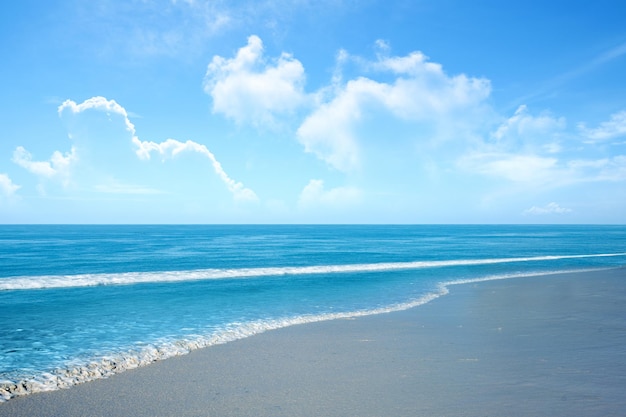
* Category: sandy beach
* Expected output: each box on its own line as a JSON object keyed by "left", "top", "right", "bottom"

{"left": 1, "top": 268, "right": 625, "bottom": 417}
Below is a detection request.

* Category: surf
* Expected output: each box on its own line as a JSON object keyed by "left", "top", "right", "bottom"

{"left": 2, "top": 252, "right": 625, "bottom": 291}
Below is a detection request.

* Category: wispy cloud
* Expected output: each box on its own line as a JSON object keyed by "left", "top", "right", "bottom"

{"left": 460, "top": 152, "right": 626, "bottom": 187}
{"left": 523, "top": 202, "right": 572, "bottom": 216}
{"left": 578, "top": 110, "right": 626, "bottom": 142}
{"left": 70, "top": 0, "right": 357, "bottom": 60}
{"left": 567, "top": 155, "right": 626, "bottom": 182}
{"left": 512, "top": 41, "right": 626, "bottom": 106}
{"left": 93, "top": 180, "right": 163, "bottom": 195}
{"left": 458, "top": 102, "right": 626, "bottom": 188}
{"left": 491, "top": 105, "right": 565, "bottom": 152}
{"left": 459, "top": 152, "right": 560, "bottom": 183}
{"left": 71, "top": 0, "right": 232, "bottom": 59}
{"left": 556, "top": 42, "right": 626, "bottom": 86}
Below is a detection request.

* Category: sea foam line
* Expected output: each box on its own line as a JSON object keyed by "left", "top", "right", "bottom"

{"left": 0, "top": 267, "right": 610, "bottom": 403}
{"left": 1, "top": 253, "right": 625, "bottom": 291}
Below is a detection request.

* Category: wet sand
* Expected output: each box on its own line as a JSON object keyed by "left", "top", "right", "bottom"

{"left": 1, "top": 268, "right": 625, "bottom": 417}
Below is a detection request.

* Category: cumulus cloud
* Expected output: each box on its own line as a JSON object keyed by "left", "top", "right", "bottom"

{"left": 0, "top": 173, "right": 20, "bottom": 197}
{"left": 11, "top": 96, "right": 135, "bottom": 189}
{"left": 23, "top": 96, "right": 258, "bottom": 201}
{"left": 578, "top": 110, "right": 626, "bottom": 141}
{"left": 296, "top": 82, "right": 364, "bottom": 171}
{"left": 59, "top": 96, "right": 139, "bottom": 142}
{"left": 524, "top": 202, "right": 572, "bottom": 216}
{"left": 298, "top": 179, "right": 361, "bottom": 208}
{"left": 12, "top": 146, "right": 78, "bottom": 185}
{"left": 371, "top": 51, "right": 491, "bottom": 116}
{"left": 134, "top": 138, "right": 258, "bottom": 202}
{"left": 297, "top": 45, "right": 491, "bottom": 171}
{"left": 491, "top": 105, "right": 565, "bottom": 152}
{"left": 204, "top": 36, "right": 491, "bottom": 172}
{"left": 203, "top": 35, "right": 308, "bottom": 128}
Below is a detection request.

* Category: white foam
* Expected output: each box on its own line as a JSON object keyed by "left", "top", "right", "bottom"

{"left": 1, "top": 253, "right": 625, "bottom": 291}
{"left": 0, "top": 289, "right": 443, "bottom": 403}
{"left": 0, "top": 266, "right": 614, "bottom": 403}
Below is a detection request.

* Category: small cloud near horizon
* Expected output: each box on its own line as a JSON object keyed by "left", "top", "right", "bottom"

{"left": 523, "top": 202, "right": 573, "bottom": 216}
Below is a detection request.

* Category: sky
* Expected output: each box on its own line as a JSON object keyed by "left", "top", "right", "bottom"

{"left": 1, "top": 0, "right": 625, "bottom": 224}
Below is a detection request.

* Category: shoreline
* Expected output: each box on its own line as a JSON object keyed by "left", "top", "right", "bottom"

{"left": 1, "top": 268, "right": 625, "bottom": 416}
{"left": 0, "top": 267, "right": 603, "bottom": 403}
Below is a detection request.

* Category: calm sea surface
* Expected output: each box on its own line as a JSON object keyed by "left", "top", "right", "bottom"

{"left": 1, "top": 225, "right": 625, "bottom": 401}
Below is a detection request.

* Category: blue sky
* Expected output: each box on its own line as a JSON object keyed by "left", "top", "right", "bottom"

{"left": 1, "top": 0, "right": 625, "bottom": 224}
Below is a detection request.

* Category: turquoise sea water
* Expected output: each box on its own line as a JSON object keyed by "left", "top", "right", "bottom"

{"left": 1, "top": 225, "right": 625, "bottom": 401}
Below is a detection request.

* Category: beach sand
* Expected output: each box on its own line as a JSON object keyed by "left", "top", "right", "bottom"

{"left": 1, "top": 268, "right": 625, "bottom": 417}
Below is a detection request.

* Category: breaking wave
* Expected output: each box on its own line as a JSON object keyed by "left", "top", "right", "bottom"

{"left": 2, "top": 253, "right": 625, "bottom": 291}
{"left": 0, "top": 267, "right": 612, "bottom": 402}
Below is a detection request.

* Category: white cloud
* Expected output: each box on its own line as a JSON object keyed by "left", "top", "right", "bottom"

{"left": 567, "top": 155, "right": 626, "bottom": 182}
{"left": 134, "top": 138, "right": 258, "bottom": 202}
{"left": 491, "top": 105, "right": 565, "bottom": 151}
{"left": 460, "top": 151, "right": 626, "bottom": 186}
{"left": 524, "top": 202, "right": 572, "bottom": 216}
{"left": 75, "top": 0, "right": 232, "bottom": 59}
{"left": 578, "top": 110, "right": 626, "bottom": 141}
{"left": 59, "top": 96, "right": 139, "bottom": 142}
{"left": 59, "top": 96, "right": 258, "bottom": 202}
{"left": 204, "top": 37, "right": 491, "bottom": 172}
{"left": 203, "top": 35, "right": 308, "bottom": 128}
{"left": 459, "top": 152, "right": 559, "bottom": 183}
{"left": 457, "top": 104, "right": 626, "bottom": 189}
{"left": 296, "top": 81, "right": 366, "bottom": 171}
{"left": 12, "top": 146, "right": 78, "bottom": 185}
{"left": 94, "top": 180, "right": 163, "bottom": 195}
{"left": 75, "top": 1, "right": 357, "bottom": 60}
{"left": 297, "top": 45, "right": 491, "bottom": 172}
{"left": 298, "top": 179, "right": 361, "bottom": 208}
{"left": 0, "top": 173, "right": 20, "bottom": 197}
{"left": 371, "top": 51, "right": 491, "bottom": 117}
{"left": 12, "top": 96, "right": 138, "bottom": 191}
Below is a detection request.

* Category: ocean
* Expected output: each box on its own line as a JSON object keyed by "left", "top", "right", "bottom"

{"left": 1, "top": 224, "right": 625, "bottom": 402}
